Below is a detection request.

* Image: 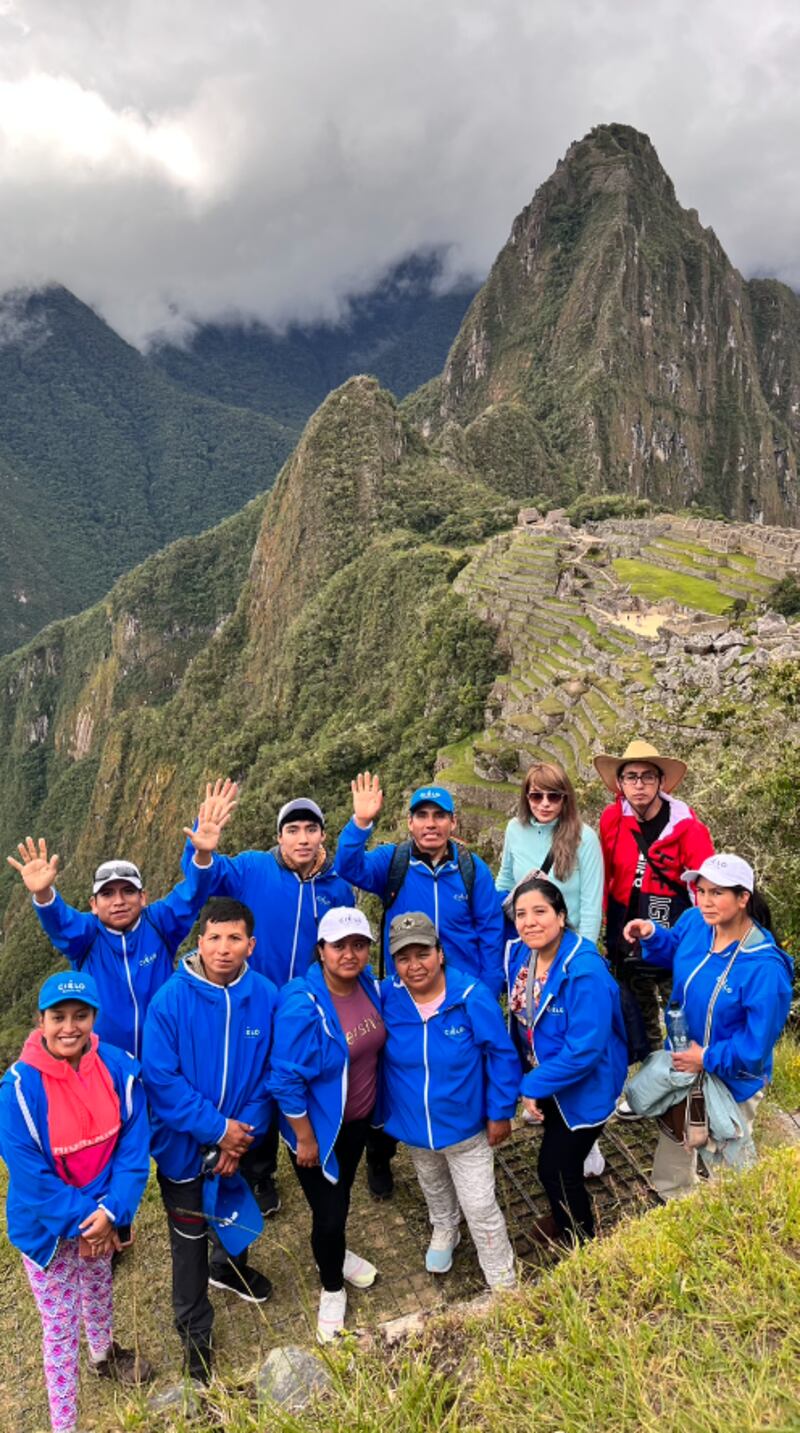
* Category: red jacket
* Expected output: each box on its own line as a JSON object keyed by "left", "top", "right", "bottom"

{"left": 599, "top": 793, "right": 714, "bottom": 941}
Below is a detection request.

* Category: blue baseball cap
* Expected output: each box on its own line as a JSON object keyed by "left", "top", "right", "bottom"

{"left": 409, "top": 785, "right": 455, "bottom": 815}
{"left": 38, "top": 972, "right": 101, "bottom": 1013}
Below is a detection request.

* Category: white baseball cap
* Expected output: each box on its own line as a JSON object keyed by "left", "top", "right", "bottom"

{"left": 682, "top": 854, "right": 754, "bottom": 893}
{"left": 317, "top": 906, "right": 374, "bottom": 943}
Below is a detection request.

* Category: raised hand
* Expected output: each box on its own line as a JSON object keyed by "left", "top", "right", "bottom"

{"left": 351, "top": 771, "right": 383, "bottom": 829}
{"left": 184, "top": 778, "right": 239, "bottom": 855}
{"left": 7, "top": 837, "right": 60, "bottom": 899}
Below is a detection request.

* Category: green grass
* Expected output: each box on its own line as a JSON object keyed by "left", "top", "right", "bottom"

{"left": 613, "top": 559, "right": 735, "bottom": 616}
{"left": 770, "top": 1034, "right": 800, "bottom": 1112}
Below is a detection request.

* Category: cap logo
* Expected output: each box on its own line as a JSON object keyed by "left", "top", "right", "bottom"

{"left": 58, "top": 979, "right": 86, "bottom": 992}
{"left": 400, "top": 916, "right": 416, "bottom": 929}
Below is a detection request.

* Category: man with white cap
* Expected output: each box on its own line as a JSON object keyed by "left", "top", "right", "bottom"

{"left": 182, "top": 791, "right": 354, "bottom": 1214}
{"left": 594, "top": 740, "right": 714, "bottom": 1057}
{"left": 7, "top": 782, "right": 236, "bottom": 1060}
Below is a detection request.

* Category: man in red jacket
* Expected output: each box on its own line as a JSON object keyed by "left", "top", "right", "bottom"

{"left": 595, "top": 740, "right": 714, "bottom": 1057}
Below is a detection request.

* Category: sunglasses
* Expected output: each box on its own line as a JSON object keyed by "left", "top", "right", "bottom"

{"left": 527, "top": 790, "right": 565, "bottom": 804}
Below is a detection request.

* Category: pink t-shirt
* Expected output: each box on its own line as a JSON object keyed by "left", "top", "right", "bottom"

{"left": 330, "top": 985, "right": 386, "bottom": 1122}
{"left": 413, "top": 990, "right": 446, "bottom": 1021}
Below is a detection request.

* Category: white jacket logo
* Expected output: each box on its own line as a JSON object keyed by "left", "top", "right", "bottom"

{"left": 442, "top": 1023, "right": 466, "bottom": 1038}
{"left": 245, "top": 1027, "right": 261, "bottom": 1038}
{"left": 139, "top": 952, "right": 158, "bottom": 967}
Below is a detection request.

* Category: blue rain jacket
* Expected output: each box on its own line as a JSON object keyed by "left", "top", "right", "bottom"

{"left": 0, "top": 1043, "right": 149, "bottom": 1269}
{"left": 507, "top": 930, "right": 629, "bottom": 1128}
{"left": 181, "top": 842, "right": 354, "bottom": 986}
{"left": 641, "top": 907, "right": 793, "bottom": 1101}
{"left": 269, "top": 962, "right": 383, "bottom": 1183}
{"left": 142, "top": 954, "right": 277, "bottom": 1181}
{"left": 380, "top": 965, "right": 520, "bottom": 1150}
{"left": 32, "top": 855, "right": 216, "bottom": 1058}
{"left": 335, "top": 818, "right": 505, "bottom": 994}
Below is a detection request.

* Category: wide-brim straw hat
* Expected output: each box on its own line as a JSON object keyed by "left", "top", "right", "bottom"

{"left": 593, "top": 739, "right": 687, "bottom": 795}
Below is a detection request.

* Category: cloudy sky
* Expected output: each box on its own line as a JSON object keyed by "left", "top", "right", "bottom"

{"left": 0, "top": 0, "right": 797, "bottom": 347}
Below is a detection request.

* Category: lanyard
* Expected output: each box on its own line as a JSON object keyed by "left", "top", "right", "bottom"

{"left": 681, "top": 928, "right": 750, "bottom": 1044}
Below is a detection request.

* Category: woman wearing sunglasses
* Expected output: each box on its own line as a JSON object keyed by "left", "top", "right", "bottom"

{"left": 497, "top": 762, "right": 603, "bottom": 942}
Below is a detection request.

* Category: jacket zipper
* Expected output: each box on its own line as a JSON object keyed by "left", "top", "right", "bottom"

{"left": 289, "top": 878, "right": 303, "bottom": 980}
{"left": 217, "top": 987, "right": 231, "bottom": 1110}
{"left": 422, "top": 1019, "right": 434, "bottom": 1149}
{"left": 433, "top": 879, "right": 439, "bottom": 935}
{"left": 121, "top": 933, "right": 139, "bottom": 1058}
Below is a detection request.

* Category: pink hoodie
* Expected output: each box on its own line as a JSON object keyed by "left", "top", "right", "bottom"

{"left": 19, "top": 1031, "right": 121, "bottom": 1187}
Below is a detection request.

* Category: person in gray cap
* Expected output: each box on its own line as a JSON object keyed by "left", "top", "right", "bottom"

{"left": 180, "top": 783, "right": 355, "bottom": 1215}
{"left": 7, "top": 782, "right": 236, "bottom": 1061}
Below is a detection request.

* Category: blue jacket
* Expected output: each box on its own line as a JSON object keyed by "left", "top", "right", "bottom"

{"left": 181, "top": 843, "right": 354, "bottom": 986}
{"left": 141, "top": 954, "right": 277, "bottom": 1182}
{"left": 33, "top": 855, "right": 216, "bottom": 1058}
{"left": 380, "top": 965, "right": 520, "bottom": 1150}
{"left": 641, "top": 907, "right": 793, "bottom": 1102}
{"left": 507, "top": 930, "right": 628, "bottom": 1128}
{"left": 269, "top": 962, "right": 382, "bottom": 1183}
{"left": 335, "top": 819, "right": 506, "bottom": 994}
{"left": 0, "top": 1043, "right": 149, "bottom": 1269}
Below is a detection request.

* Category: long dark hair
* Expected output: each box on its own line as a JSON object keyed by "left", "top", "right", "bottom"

{"left": 511, "top": 876, "right": 571, "bottom": 927}
{"left": 732, "top": 885, "right": 774, "bottom": 934}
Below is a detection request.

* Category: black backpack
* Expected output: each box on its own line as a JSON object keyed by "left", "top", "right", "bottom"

{"left": 379, "top": 840, "right": 476, "bottom": 977}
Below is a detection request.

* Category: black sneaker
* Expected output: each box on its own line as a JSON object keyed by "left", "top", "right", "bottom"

{"left": 209, "top": 1263, "right": 273, "bottom": 1303}
{"left": 90, "top": 1341, "right": 154, "bottom": 1385}
{"left": 366, "top": 1159, "right": 394, "bottom": 1201}
{"left": 254, "top": 1175, "right": 281, "bottom": 1217}
{"left": 186, "top": 1337, "right": 213, "bottom": 1385}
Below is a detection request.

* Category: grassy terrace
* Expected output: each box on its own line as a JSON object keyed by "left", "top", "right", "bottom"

{"left": 613, "top": 558, "right": 735, "bottom": 615}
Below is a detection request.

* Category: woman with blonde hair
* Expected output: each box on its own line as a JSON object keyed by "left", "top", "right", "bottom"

{"left": 496, "top": 762, "right": 603, "bottom": 941}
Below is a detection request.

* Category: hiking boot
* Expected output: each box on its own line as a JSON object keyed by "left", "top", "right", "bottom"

{"left": 253, "top": 1175, "right": 281, "bottom": 1217}
{"left": 425, "top": 1227, "right": 461, "bottom": 1274}
{"left": 366, "top": 1158, "right": 394, "bottom": 1200}
{"left": 343, "top": 1249, "right": 378, "bottom": 1288}
{"left": 317, "top": 1287, "right": 347, "bottom": 1344}
{"left": 209, "top": 1263, "right": 273, "bottom": 1303}
{"left": 90, "top": 1341, "right": 154, "bottom": 1385}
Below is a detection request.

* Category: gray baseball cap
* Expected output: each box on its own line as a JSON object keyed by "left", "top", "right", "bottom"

{"left": 388, "top": 911, "right": 439, "bottom": 958}
{"left": 93, "top": 860, "right": 143, "bottom": 895}
{"left": 277, "top": 798, "right": 325, "bottom": 834}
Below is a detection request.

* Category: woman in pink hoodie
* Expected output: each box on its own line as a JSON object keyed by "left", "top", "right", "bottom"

{"left": 0, "top": 971, "right": 152, "bottom": 1433}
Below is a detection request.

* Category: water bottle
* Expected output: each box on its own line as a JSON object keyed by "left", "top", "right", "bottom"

{"left": 666, "top": 1001, "right": 690, "bottom": 1051}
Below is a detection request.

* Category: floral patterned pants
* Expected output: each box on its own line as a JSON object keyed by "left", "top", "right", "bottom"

{"left": 23, "top": 1239, "right": 113, "bottom": 1433}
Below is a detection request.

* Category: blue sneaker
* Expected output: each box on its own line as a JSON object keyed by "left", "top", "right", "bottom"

{"left": 425, "top": 1228, "right": 461, "bottom": 1274}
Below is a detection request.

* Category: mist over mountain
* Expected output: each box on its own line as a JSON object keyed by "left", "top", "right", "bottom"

{"left": 0, "top": 260, "right": 475, "bottom": 653}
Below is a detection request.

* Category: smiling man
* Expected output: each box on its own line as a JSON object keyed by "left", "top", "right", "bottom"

{"left": 334, "top": 772, "right": 505, "bottom": 1198}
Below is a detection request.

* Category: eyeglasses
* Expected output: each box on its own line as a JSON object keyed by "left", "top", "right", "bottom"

{"left": 527, "top": 790, "right": 565, "bottom": 804}
{"left": 620, "top": 772, "right": 660, "bottom": 787}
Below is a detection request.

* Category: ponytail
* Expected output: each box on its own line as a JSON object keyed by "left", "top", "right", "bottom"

{"left": 731, "top": 884, "right": 773, "bottom": 933}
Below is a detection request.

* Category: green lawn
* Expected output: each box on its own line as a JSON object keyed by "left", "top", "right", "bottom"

{"left": 613, "top": 559, "right": 734, "bottom": 615}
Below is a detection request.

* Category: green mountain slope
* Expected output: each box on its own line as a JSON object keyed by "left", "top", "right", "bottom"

{"left": 406, "top": 124, "right": 800, "bottom": 523}
{"left": 0, "top": 287, "right": 295, "bottom": 653}
{"left": 150, "top": 254, "right": 477, "bottom": 427}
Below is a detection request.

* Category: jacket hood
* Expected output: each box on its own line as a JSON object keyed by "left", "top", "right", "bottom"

{"left": 19, "top": 1029, "right": 100, "bottom": 1079}
{"left": 739, "top": 923, "right": 794, "bottom": 980}
{"left": 271, "top": 844, "right": 334, "bottom": 880}
{"left": 179, "top": 952, "right": 251, "bottom": 1003}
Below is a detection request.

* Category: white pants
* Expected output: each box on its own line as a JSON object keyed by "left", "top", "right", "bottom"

{"left": 651, "top": 1091, "right": 763, "bottom": 1200}
{"left": 410, "top": 1131, "right": 515, "bottom": 1289}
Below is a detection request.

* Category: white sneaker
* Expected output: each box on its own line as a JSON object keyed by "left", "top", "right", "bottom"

{"left": 583, "top": 1141, "right": 605, "bottom": 1179}
{"left": 425, "top": 1227, "right": 461, "bottom": 1274}
{"left": 343, "top": 1249, "right": 378, "bottom": 1288}
{"left": 316, "top": 1287, "right": 347, "bottom": 1344}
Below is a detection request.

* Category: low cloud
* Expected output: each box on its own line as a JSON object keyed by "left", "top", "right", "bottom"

{"left": 0, "top": 0, "right": 797, "bottom": 347}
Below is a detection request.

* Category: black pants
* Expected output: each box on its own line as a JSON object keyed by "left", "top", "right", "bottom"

{"left": 364, "top": 1123, "right": 398, "bottom": 1170}
{"left": 240, "top": 1112, "right": 280, "bottom": 1187}
{"left": 157, "top": 1171, "right": 250, "bottom": 1357}
{"left": 627, "top": 965, "right": 673, "bottom": 1053}
{"left": 537, "top": 1098, "right": 603, "bottom": 1241}
{"left": 291, "top": 1118, "right": 370, "bottom": 1291}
